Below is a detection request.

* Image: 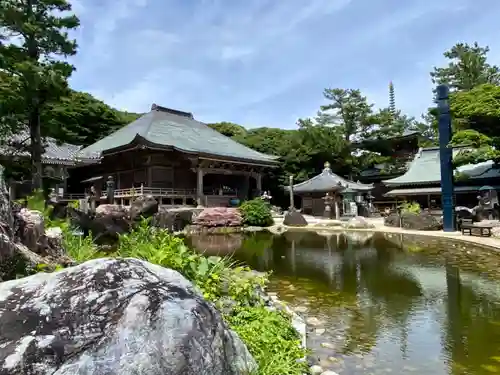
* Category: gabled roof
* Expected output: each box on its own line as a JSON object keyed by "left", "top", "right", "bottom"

{"left": 0, "top": 131, "right": 82, "bottom": 166}
{"left": 383, "top": 147, "right": 500, "bottom": 186}
{"left": 289, "top": 162, "right": 373, "bottom": 193}
{"left": 77, "top": 104, "right": 278, "bottom": 165}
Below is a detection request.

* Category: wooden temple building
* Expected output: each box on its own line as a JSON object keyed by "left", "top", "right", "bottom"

{"left": 0, "top": 131, "right": 85, "bottom": 199}
{"left": 383, "top": 146, "right": 500, "bottom": 209}
{"left": 289, "top": 162, "right": 374, "bottom": 218}
{"left": 66, "top": 104, "right": 278, "bottom": 207}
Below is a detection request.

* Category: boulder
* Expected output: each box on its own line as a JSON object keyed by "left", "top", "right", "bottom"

{"left": 193, "top": 207, "right": 243, "bottom": 227}
{"left": 0, "top": 170, "right": 73, "bottom": 280}
{"left": 342, "top": 216, "right": 375, "bottom": 229}
{"left": 129, "top": 195, "right": 159, "bottom": 220}
{"left": 70, "top": 205, "right": 132, "bottom": 245}
{"left": 153, "top": 207, "right": 202, "bottom": 232}
{"left": 384, "top": 212, "right": 442, "bottom": 231}
{"left": 16, "top": 208, "right": 44, "bottom": 251}
{"left": 95, "top": 204, "right": 129, "bottom": 218}
{"left": 283, "top": 211, "right": 308, "bottom": 227}
{"left": 0, "top": 258, "right": 256, "bottom": 375}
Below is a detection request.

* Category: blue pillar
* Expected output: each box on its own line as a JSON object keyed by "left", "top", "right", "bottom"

{"left": 437, "top": 85, "right": 455, "bottom": 231}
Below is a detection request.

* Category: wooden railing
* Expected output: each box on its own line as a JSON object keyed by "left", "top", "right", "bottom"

{"left": 105, "top": 187, "right": 197, "bottom": 198}
{"left": 60, "top": 193, "right": 86, "bottom": 200}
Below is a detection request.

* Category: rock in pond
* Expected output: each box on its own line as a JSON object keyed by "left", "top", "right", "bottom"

{"left": 0, "top": 258, "right": 256, "bottom": 375}
{"left": 342, "top": 216, "right": 375, "bottom": 229}
{"left": 384, "top": 212, "right": 442, "bottom": 231}
{"left": 283, "top": 211, "right": 308, "bottom": 227}
{"left": 193, "top": 207, "right": 243, "bottom": 227}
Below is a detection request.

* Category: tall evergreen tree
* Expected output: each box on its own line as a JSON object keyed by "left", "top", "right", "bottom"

{"left": 0, "top": 0, "right": 80, "bottom": 189}
{"left": 431, "top": 42, "right": 500, "bottom": 92}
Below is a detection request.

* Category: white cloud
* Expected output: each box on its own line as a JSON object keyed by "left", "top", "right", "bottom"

{"left": 68, "top": 0, "right": 500, "bottom": 128}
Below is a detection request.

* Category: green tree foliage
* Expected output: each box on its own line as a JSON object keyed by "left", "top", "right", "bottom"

{"left": 42, "top": 90, "right": 141, "bottom": 146}
{"left": 450, "top": 84, "right": 500, "bottom": 138}
{"left": 431, "top": 42, "right": 500, "bottom": 91}
{"left": 430, "top": 43, "right": 500, "bottom": 168}
{"left": 317, "top": 88, "right": 374, "bottom": 142}
{"left": 208, "top": 121, "right": 247, "bottom": 138}
{"left": 0, "top": 0, "right": 80, "bottom": 189}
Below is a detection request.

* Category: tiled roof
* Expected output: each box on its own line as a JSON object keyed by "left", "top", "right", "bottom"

{"left": 77, "top": 104, "right": 278, "bottom": 164}
{"left": 289, "top": 162, "right": 374, "bottom": 193}
{"left": 383, "top": 147, "right": 500, "bottom": 186}
{"left": 0, "top": 131, "right": 82, "bottom": 165}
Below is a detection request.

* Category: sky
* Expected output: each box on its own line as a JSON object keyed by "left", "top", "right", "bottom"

{"left": 68, "top": 0, "right": 500, "bottom": 129}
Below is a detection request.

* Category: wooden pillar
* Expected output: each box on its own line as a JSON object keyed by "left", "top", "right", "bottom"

{"left": 147, "top": 167, "right": 152, "bottom": 187}
{"left": 196, "top": 167, "right": 204, "bottom": 207}
{"left": 255, "top": 173, "right": 262, "bottom": 193}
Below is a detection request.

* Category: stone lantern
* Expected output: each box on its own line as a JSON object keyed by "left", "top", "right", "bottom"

{"left": 323, "top": 192, "right": 334, "bottom": 219}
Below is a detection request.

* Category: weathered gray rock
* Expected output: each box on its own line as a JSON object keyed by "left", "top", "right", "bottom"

{"left": 283, "top": 211, "right": 308, "bottom": 227}
{"left": 384, "top": 212, "right": 442, "bottom": 231}
{"left": 0, "top": 166, "right": 12, "bottom": 237}
{"left": 342, "top": 216, "right": 375, "bottom": 229}
{"left": 0, "top": 258, "right": 257, "bottom": 375}
{"left": 153, "top": 207, "right": 201, "bottom": 232}
{"left": 17, "top": 208, "right": 44, "bottom": 251}
{"left": 129, "top": 194, "right": 159, "bottom": 220}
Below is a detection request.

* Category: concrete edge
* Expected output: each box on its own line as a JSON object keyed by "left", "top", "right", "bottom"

{"left": 267, "top": 224, "right": 500, "bottom": 252}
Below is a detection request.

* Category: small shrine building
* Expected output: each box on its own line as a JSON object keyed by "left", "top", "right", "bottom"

{"left": 289, "top": 162, "right": 374, "bottom": 218}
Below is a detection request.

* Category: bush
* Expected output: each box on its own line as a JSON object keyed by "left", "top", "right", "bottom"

{"left": 239, "top": 198, "right": 274, "bottom": 227}
{"left": 399, "top": 201, "right": 421, "bottom": 214}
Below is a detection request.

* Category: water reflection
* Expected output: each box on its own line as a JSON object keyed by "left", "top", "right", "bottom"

{"left": 186, "top": 231, "right": 500, "bottom": 375}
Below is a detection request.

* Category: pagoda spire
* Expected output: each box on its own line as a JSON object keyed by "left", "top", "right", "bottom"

{"left": 389, "top": 81, "right": 396, "bottom": 122}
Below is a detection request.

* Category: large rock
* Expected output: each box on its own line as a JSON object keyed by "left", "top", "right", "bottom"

{"left": 384, "top": 212, "right": 442, "bottom": 231}
{"left": 0, "top": 258, "right": 256, "bottom": 375}
{"left": 283, "top": 211, "right": 308, "bottom": 227}
{"left": 342, "top": 216, "right": 375, "bottom": 229}
{"left": 0, "top": 166, "right": 73, "bottom": 280}
{"left": 153, "top": 207, "right": 202, "bottom": 232}
{"left": 193, "top": 207, "right": 243, "bottom": 227}
{"left": 70, "top": 206, "right": 131, "bottom": 246}
{"left": 16, "top": 208, "right": 45, "bottom": 251}
{"left": 129, "top": 195, "right": 159, "bottom": 220}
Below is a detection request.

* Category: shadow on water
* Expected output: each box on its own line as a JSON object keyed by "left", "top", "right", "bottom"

{"left": 185, "top": 231, "right": 500, "bottom": 375}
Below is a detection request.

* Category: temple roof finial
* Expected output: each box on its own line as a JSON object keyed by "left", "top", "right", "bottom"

{"left": 324, "top": 161, "right": 331, "bottom": 170}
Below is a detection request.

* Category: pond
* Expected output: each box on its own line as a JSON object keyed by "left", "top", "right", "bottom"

{"left": 185, "top": 230, "right": 500, "bottom": 375}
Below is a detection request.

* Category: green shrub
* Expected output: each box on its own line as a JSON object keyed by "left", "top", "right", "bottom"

{"left": 228, "top": 306, "right": 307, "bottom": 375}
{"left": 239, "top": 199, "right": 274, "bottom": 227}
{"left": 399, "top": 201, "right": 421, "bottom": 214}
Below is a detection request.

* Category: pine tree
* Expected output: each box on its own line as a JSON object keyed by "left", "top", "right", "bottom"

{"left": 0, "top": 0, "right": 79, "bottom": 190}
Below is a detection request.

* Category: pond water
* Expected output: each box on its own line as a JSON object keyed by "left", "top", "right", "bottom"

{"left": 185, "top": 231, "right": 500, "bottom": 375}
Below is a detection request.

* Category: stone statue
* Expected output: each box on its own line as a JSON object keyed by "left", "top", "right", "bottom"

{"left": 472, "top": 187, "right": 499, "bottom": 220}
{"left": 106, "top": 176, "right": 115, "bottom": 204}
{"left": 261, "top": 191, "right": 272, "bottom": 203}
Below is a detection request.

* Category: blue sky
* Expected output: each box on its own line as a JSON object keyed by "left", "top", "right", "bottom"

{"left": 68, "top": 0, "right": 500, "bottom": 129}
